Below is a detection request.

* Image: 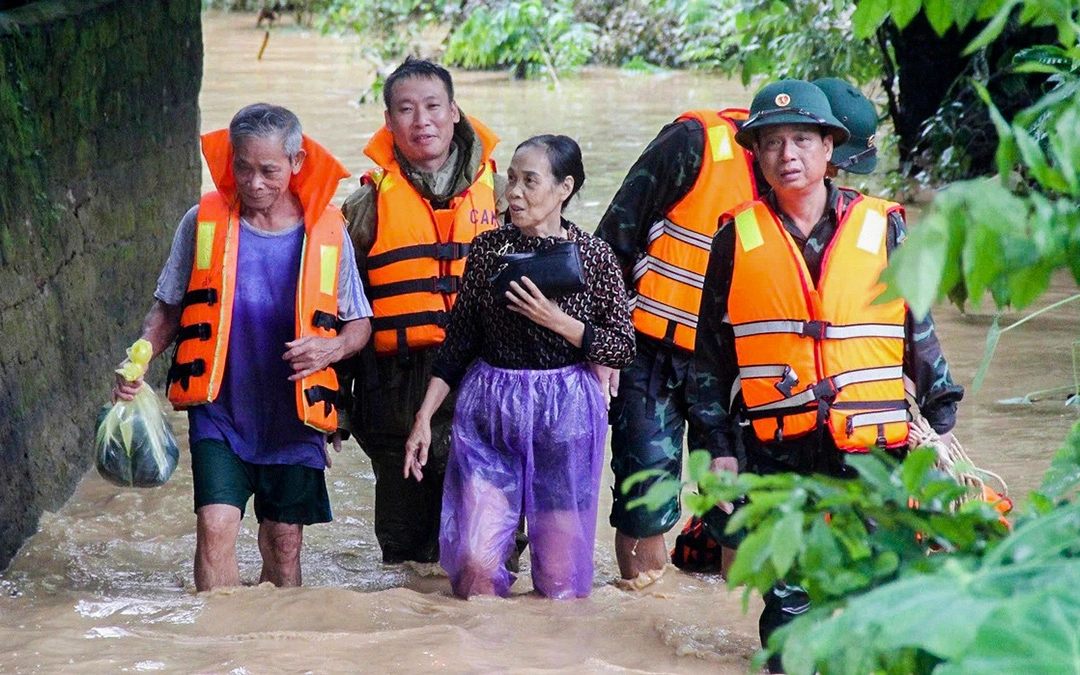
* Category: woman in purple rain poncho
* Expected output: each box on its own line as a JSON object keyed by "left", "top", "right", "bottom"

{"left": 405, "top": 135, "right": 635, "bottom": 599}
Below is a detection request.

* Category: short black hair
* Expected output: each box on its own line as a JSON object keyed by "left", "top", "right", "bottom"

{"left": 515, "top": 134, "right": 586, "bottom": 211}
{"left": 383, "top": 57, "right": 455, "bottom": 110}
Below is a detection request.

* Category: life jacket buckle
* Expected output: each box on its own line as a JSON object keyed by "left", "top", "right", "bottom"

{"left": 167, "top": 359, "right": 206, "bottom": 391}
{"left": 432, "top": 275, "right": 460, "bottom": 294}
{"left": 312, "top": 310, "right": 339, "bottom": 333}
{"left": 801, "top": 320, "right": 828, "bottom": 340}
{"left": 775, "top": 366, "right": 800, "bottom": 397}
{"left": 435, "top": 242, "right": 469, "bottom": 261}
{"left": 811, "top": 377, "right": 839, "bottom": 402}
{"left": 303, "top": 384, "right": 338, "bottom": 416}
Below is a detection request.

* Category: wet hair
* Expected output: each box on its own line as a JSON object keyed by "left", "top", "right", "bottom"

{"left": 229, "top": 103, "right": 303, "bottom": 158}
{"left": 383, "top": 57, "right": 455, "bottom": 110}
{"left": 515, "top": 134, "right": 586, "bottom": 211}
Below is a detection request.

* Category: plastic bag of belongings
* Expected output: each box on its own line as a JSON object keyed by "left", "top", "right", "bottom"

{"left": 95, "top": 339, "right": 179, "bottom": 488}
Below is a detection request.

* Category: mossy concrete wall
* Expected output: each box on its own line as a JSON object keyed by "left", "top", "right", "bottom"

{"left": 0, "top": 0, "right": 202, "bottom": 569}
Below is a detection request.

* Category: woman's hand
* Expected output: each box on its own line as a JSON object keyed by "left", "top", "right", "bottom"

{"left": 590, "top": 363, "right": 620, "bottom": 407}
{"left": 505, "top": 277, "right": 565, "bottom": 327}
{"left": 404, "top": 415, "right": 432, "bottom": 482}
{"left": 505, "top": 276, "right": 585, "bottom": 347}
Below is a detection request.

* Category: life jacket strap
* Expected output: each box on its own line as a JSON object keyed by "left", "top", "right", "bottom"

{"left": 168, "top": 359, "right": 207, "bottom": 392}
{"left": 366, "top": 275, "right": 461, "bottom": 300}
{"left": 743, "top": 365, "right": 903, "bottom": 416}
{"left": 303, "top": 384, "right": 338, "bottom": 416}
{"left": 366, "top": 242, "right": 471, "bottom": 270}
{"left": 731, "top": 319, "right": 904, "bottom": 341}
{"left": 634, "top": 295, "right": 699, "bottom": 330}
{"left": 845, "top": 409, "right": 909, "bottom": 437}
{"left": 372, "top": 310, "right": 451, "bottom": 332}
{"left": 632, "top": 254, "right": 706, "bottom": 288}
{"left": 176, "top": 323, "right": 212, "bottom": 344}
{"left": 182, "top": 288, "right": 218, "bottom": 308}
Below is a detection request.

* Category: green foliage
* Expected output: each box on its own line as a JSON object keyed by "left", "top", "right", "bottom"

{"left": 319, "top": 0, "right": 452, "bottom": 61}
{"left": 678, "top": 0, "right": 882, "bottom": 85}
{"left": 879, "top": 10, "right": 1080, "bottom": 318}
{"left": 443, "top": 0, "right": 598, "bottom": 83}
{"left": 851, "top": 0, "right": 1007, "bottom": 39}
{"left": 574, "top": 0, "right": 686, "bottom": 68}
{"left": 630, "top": 418, "right": 1080, "bottom": 672}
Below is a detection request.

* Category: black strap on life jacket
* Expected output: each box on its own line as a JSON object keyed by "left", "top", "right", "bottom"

{"left": 366, "top": 275, "right": 461, "bottom": 300}
{"left": 176, "top": 323, "right": 212, "bottom": 344}
{"left": 182, "top": 288, "right": 218, "bottom": 308}
{"left": 372, "top": 310, "right": 451, "bottom": 333}
{"left": 366, "top": 242, "right": 471, "bottom": 270}
{"left": 167, "top": 359, "right": 206, "bottom": 392}
{"left": 304, "top": 384, "right": 338, "bottom": 416}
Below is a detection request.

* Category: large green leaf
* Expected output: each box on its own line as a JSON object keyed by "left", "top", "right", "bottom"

{"left": 890, "top": 0, "right": 923, "bottom": 28}
{"left": 964, "top": 0, "right": 1023, "bottom": 54}
{"left": 851, "top": 0, "right": 891, "bottom": 39}
{"left": 878, "top": 216, "right": 950, "bottom": 320}
{"left": 770, "top": 509, "right": 804, "bottom": 576}
{"left": 923, "top": 0, "right": 955, "bottom": 35}
{"left": 935, "top": 578, "right": 1080, "bottom": 675}
{"left": 1038, "top": 419, "right": 1080, "bottom": 501}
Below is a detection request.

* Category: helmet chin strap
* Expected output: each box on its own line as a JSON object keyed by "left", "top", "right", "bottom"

{"left": 833, "top": 145, "right": 877, "bottom": 170}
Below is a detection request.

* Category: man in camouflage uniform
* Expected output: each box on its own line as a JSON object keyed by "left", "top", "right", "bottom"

{"left": 597, "top": 106, "right": 759, "bottom": 582}
{"left": 688, "top": 79, "right": 963, "bottom": 670}
{"left": 341, "top": 59, "right": 507, "bottom": 565}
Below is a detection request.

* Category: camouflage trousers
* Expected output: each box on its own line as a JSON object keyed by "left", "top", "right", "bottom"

{"left": 608, "top": 334, "right": 693, "bottom": 539}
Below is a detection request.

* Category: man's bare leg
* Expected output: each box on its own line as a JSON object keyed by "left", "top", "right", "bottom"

{"left": 258, "top": 520, "right": 304, "bottom": 587}
{"left": 721, "top": 546, "right": 737, "bottom": 579}
{"left": 615, "top": 531, "right": 669, "bottom": 580}
{"left": 195, "top": 504, "right": 243, "bottom": 591}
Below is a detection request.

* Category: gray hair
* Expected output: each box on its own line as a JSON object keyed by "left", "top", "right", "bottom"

{"left": 228, "top": 103, "right": 303, "bottom": 158}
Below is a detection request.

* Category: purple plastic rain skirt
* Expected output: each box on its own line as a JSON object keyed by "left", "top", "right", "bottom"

{"left": 439, "top": 360, "right": 607, "bottom": 600}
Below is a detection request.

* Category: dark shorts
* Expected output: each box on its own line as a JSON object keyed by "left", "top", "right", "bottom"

{"left": 190, "top": 439, "right": 332, "bottom": 525}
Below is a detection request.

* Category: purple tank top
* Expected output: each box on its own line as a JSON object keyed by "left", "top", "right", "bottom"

{"left": 189, "top": 221, "right": 326, "bottom": 469}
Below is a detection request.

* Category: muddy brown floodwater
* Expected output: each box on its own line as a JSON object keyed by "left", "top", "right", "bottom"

{"left": 1, "top": 11, "right": 1077, "bottom": 674}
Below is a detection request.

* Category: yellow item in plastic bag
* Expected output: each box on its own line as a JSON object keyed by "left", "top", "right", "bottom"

{"left": 96, "top": 339, "right": 179, "bottom": 488}
{"left": 115, "top": 338, "right": 153, "bottom": 382}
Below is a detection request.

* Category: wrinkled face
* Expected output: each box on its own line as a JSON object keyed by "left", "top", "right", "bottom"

{"left": 232, "top": 134, "right": 303, "bottom": 211}
{"left": 384, "top": 75, "right": 460, "bottom": 169}
{"left": 753, "top": 124, "right": 833, "bottom": 194}
{"left": 506, "top": 145, "right": 573, "bottom": 232}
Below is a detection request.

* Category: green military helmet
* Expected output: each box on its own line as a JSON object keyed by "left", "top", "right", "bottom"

{"left": 734, "top": 78, "right": 850, "bottom": 150}
{"left": 813, "top": 77, "right": 878, "bottom": 174}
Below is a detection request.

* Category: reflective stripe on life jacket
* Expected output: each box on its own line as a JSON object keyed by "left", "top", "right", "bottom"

{"left": 364, "top": 116, "right": 499, "bottom": 356}
{"left": 166, "top": 129, "right": 349, "bottom": 433}
{"left": 726, "top": 194, "right": 909, "bottom": 451}
{"left": 632, "top": 109, "right": 757, "bottom": 351}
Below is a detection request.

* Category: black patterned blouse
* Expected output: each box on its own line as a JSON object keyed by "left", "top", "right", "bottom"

{"left": 431, "top": 219, "right": 636, "bottom": 388}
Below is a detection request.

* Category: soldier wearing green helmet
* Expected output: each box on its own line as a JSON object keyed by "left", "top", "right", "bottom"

{"left": 687, "top": 79, "right": 963, "bottom": 672}
{"left": 813, "top": 77, "right": 879, "bottom": 175}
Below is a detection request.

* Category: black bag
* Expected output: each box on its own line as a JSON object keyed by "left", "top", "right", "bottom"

{"left": 490, "top": 240, "right": 586, "bottom": 303}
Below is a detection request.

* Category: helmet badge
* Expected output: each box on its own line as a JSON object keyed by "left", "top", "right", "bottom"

{"left": 775, "top": 93, "right": 791, "bottom": 107}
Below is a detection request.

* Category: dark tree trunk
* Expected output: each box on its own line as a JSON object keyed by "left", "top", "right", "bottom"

{"left": 880, "top": 11, "right": 1054, "bottom": 179}
{"left": 880, "top": 14, "right": 984, "bottom": 170}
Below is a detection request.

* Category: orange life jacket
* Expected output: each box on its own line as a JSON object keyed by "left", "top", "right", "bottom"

{"left": 363, "top": 117, "right": 499, "bottom": 356}
{"left": 727, "top": 194, "right": 909, "bottom": 451}
{"left": 166, "top": 129, "right": 350, "bottom": 433}
{"left": 631, "top": 109, "right": 757, "bottom": 352}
